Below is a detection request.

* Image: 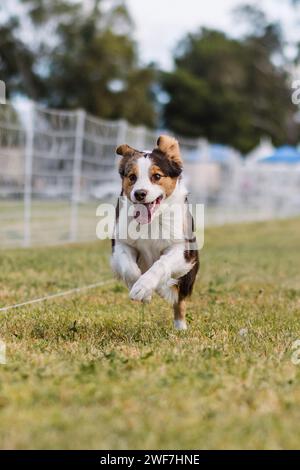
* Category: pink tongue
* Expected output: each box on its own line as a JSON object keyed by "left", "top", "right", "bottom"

{"left": 134, "top": 203, "right": 153, "bottom": 224}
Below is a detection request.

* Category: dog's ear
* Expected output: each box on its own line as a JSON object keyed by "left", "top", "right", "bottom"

{"left": 116, "top": 144, "right": 138, "bottom": 178}
{"left": 116, "top": 144, "right": 137, "bottom": 158}
{"left": 156, "top": 135, "right": 182, "bottom": 167}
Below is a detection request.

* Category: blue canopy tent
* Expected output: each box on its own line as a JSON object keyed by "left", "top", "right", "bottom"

{"left": 185, "top": 143, "right": 240, "bottom": 163}
{"left": 209, "top": 144, "right": 235, "bottom": 163}
{"left": 259, "top": 146, "right": 300, "bottom": 164}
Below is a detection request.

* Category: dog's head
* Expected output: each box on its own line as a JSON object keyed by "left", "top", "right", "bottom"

{"left": 116, "top": 135, "right": 183, "bottom": 224}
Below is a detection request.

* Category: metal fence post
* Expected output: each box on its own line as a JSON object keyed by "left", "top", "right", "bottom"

{"left": 198, "top": 138, "right": 209, "bottom": 204}
{"left": 115, "top": 119, "right": 128, "bottom": 175}
{"left": 23, "top": 101, "right": 34, "bottom": 247}
{"left": 70, "top": 109, "right": 85, "bottom": 242}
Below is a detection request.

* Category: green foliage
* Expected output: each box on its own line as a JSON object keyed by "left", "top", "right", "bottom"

{"left": 0, "top": 17, "right": 43, "bottom": 100}
{"left": 162, "top": 8, "right": 299, "bottom": 153}
{"left": 0, "top": 0, "right": 156, "bottom": 127}
{"left": 43, "top": 1, "right": 156, "bottom": 126}
{"left": 1, "top": 1, "right": 300, "bottom": 148}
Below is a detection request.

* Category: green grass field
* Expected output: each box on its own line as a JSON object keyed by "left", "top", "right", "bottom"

{"left": 0, "top": 218, "right": 300, "bottom": 449}
{"left": 0, "top": 200, "right": 101, "bottom": 247}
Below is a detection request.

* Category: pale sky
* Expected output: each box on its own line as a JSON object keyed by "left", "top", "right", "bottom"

{"left": 126, "top": 0, "right": 300, "bottom": 69}
{"left": 1, "top": 0, "right": 299, "bottom": 70}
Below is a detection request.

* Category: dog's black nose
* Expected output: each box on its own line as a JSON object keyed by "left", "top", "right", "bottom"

{"left": 134, "top": 189, "right": 148, "bottom": 201}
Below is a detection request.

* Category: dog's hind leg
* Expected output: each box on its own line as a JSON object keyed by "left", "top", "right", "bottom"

{"left": 173, "top": 299, "right": 187, "bottom": 330}
{"left": 173, "top": 252, "right": 199, "bottom": 330}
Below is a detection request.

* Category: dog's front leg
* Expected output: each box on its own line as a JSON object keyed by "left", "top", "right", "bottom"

{"left": 130, "top": 246, "right": 188, "bottom": 302}
{"left": 111, "top": 243, "right": 141, "bottom": 289}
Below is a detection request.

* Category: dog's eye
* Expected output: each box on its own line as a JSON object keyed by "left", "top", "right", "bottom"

{"left": 153, "top": 173, "right": 162, "bottom": 181}
{"left": 128, "top": 174, "right": 137, "bottom": 184}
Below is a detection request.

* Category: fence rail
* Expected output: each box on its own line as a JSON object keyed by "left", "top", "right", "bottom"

{"left": 0, "top": 100, "right": 300, "bottom": 248}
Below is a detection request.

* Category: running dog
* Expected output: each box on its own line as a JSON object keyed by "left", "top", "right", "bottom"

{"left": 111, "top": 135, "right": 199, "bottom": 330}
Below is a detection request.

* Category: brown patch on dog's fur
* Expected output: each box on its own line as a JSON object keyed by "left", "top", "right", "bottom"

{"left": 116, "top": 144, "right": 138, "bottom": 158}
{"left": 116, "top": 144, "right": 144, "bottom": 199}
{"left": 150, "top": 150, "right": 182, "bottom": 178}
{"left": 149, "top": 164, "right": 177, "bottom": 197}
{"left": 122, "top": 161, "right": 139, "bottom": 198}
{"left": 178, "top": 250, "right": 199, "bottom": 300}
{"left": 116, "top": 144, "right": 143, "bottom": 179}
{"left": 156, "top": 135, "right": 182, "bottom": 168}
{"left": 173, "top": 299, "right": 186, "bottom": 322}
{"left": 150, "top": 135, "right": 183, "bottom": 183}
{"left": 178, "top": 208, "right": 199, "bottom": 301}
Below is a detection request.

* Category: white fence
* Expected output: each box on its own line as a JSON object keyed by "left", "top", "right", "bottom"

{"left": 0, "top": 101, "right": 300, "bottom": 248}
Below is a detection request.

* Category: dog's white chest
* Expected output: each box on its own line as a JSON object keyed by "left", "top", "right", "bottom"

{"left": 134, "top": 238, "right": 171, "bottom": 273}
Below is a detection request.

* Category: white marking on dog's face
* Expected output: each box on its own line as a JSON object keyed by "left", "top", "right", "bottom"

{"left": 130, "top": 156, "right": 164, "bottom": 204}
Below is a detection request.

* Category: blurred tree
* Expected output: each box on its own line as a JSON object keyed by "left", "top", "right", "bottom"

{"left": 0, "top": 0, "right": 157, "bottom": 127}
{"left": 162, "top": 6, "right": 298, "bottom": 153}
{"left": 0, "top": 15, "right": 43, "bottom": 100}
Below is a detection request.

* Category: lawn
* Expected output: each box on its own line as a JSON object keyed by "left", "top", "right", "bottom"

{"left": 0, "top": 200, "right": 102, "bottom": 247}
{"left": 0, "top": 218, "right": 300, "bottom": 449}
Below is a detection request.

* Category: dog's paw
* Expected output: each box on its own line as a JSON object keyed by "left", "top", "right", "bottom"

{"left": 142, "top": 293, "right": 152, "bottom": 304}
{"left": 129, "top": 278, "right": 153, "bottom": 303}
{"left": 174, "top": 319, "right": 187, "bottom": 330}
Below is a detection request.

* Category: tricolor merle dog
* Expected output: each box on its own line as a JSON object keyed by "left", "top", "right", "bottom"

{"left": 111, "top": 135, "right": 199, "bottom": 330}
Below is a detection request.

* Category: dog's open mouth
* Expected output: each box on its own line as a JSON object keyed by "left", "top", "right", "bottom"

{"left": 133, "top": 195, "right": 163, "bottom": 224}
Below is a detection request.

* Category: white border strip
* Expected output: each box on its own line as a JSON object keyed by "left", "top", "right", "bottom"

{"left": 0, "top": 279, "right": 114, "bottom": 313}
